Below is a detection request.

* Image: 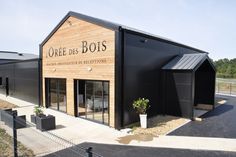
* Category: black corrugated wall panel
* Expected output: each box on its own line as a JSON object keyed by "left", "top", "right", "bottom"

{"left": 122, "top": 31, "right": 200, "bottom": 126}
{"left": 194, "top": 60, "right": 215, "bottom": 106}
{"left": 163, "top": 71, "right": 193, "bottom": 118}
{"left": 123, "top": 33, "right": 175, "bottom": 126}
{"left": 0, "top": 59, "right": 39, "bottom": 104}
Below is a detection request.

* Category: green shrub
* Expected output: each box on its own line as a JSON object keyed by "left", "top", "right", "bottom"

{"left": 34, "top": 106, "right": 44, "bottom": 116}
{"left": 132, "top": 98, "right": 150, "bottom": 114}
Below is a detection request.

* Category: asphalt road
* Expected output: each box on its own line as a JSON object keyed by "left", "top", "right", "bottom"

{"left": 169, "top": 95, "right": 236, "bottom": 138}
{"left": 45, "top": 142, "right": 236, "bottom": 157}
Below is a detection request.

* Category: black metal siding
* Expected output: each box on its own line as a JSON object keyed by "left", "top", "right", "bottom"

{"left": 122, "top": 32, "right": 200, "bottom": 126}
{"left": 164, "top": 71, "right": 193, "bottom": 118}
{"left": 194, "top": 60, "right": 215, "bottom": 106}
{"left": 0, "top": 64, "right": 14, "bottom": 95}
{"left": 162, "top": 54, "right": 208, "bottom": 70}
{"left": 121, "top": 30, "right": 216, "bottom": 127}
{"left": 162, "top": 59, "right": 216, "bottom": 119}
{"left": 0, "top": 59, "right": 17, "bottom": 64}
{"left": 0, "top": 60, "right": 39, "bottom": 104}
{"left": 114, "top": 30, "right": 123, "bottom": 129}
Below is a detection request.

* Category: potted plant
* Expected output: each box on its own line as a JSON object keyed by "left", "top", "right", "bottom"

{"left": 132, "top": 98, "right": 150, "bottom": 128}
{"left": 36, "top": 114, "right": 56, "bottom": 131}
{"left": 31, "top": 106, "right": 44, "bottom": 124}
{"left": 31, "top": 106, "right": 56, "bottom": 131}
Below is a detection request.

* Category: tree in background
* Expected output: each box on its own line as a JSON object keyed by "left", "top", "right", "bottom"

{"left": 214, "top": 58, "right": 236, "bottom": 78}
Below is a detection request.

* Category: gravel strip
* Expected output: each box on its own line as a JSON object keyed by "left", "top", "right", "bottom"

{"left": 132, "top": 115, "right": 189, "bottom": 136}
{"left": 0, "top": 99, "right": 17, "bottom": 109}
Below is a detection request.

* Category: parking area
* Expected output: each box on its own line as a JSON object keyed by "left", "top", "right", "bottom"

{"left": 169, "top": 95, "right": 236, "bottom": 138}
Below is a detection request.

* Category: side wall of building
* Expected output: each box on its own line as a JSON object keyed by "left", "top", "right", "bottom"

{"left": 0, "top": 59, "right": 39, "bottom": 104}
{"left": 163, "top": 71, "right": 193, "bottom": 118}
{"left": 0, "top": 59, "right": 18, "bottom": 64}
{"left": 122, "top": 30, "right": 203, "bottom": 126}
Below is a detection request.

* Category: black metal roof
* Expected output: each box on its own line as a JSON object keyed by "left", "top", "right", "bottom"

{"left": 40, "top": 11, "right": 208, "bottom": 53}
{"left": 162, "top": 53, "right": 215, "bottom": 71}
{"left": 0, "top": 51, "right": 38, "bottom": 60}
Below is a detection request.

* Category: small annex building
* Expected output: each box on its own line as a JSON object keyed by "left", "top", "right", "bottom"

{"left": 162, "top": 53, "right": 216, "bottom": 118}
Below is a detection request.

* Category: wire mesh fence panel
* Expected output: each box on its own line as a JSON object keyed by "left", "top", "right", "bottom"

{"left": 231, "top": 84, "right": 236, "bottom": 95}
{"left": 216, "top": 78, "right": 236, "bottom": 96}
{"left": 218, "top": 82, "right": 231, "bottom": 94}
{"left": 0, "top": 134, "right": 15, "bottom": 157}
{"left": 0, "top": 109, "right": 103, "bottom": 157}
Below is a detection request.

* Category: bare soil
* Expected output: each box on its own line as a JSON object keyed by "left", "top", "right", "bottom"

{"left": 0, "top": 128, "right": 34, "bottom": 157}
{"left": 0, "top": 99, "right": 17, "bottom": 109}
{"left": 195, "top": 104, "right": 213, "bottom": 110}
{"left": 0, "top": 99, "right": 34, "bottom": 156}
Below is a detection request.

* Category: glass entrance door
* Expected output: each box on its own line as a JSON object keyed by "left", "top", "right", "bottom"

{"left": 103, "top": 82, "right": 109, "bottom": 124}
{"left": 77, "top": 80, "right": 85, "bottom": 117}
{"left": 58, "top": 79, "right": 67, "bottom": 112}
{"left": 90, "top": 81, "right": 103, "bottom": 122}
{"left": 46, "top": 78, "right": 67, "bottom": 112}
{"left": 85, "top": 81, "right": 94, "bottom": 120}
{"left": 49, "top": 79, "right": 57, "bottom": 110}
{"left": 77, "top": 80, "right": 109, "bottom": 125}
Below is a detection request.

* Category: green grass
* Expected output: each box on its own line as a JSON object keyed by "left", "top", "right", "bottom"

{"left": 216, "top": 78, "right": 236, "bottom": 83}
{"left": 216, "top": 78, "right": 236, "bottom": 94}
{"left": 0, "top": 128, "right": 34, "bottom": 157}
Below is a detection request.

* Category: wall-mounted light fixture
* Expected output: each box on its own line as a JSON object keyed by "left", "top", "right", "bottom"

{"left": 52, "top": 68, "right": 56, "bottom": 72}
{"left": 87, "top": 67, "right": 92, "bottom": 72}
{"left": 140, "top": 39, "right": 148, "bottom": 43}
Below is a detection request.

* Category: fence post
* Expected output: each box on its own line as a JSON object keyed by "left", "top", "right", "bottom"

{"left": 12, "top": 110, "right": 18, "bottom": 157}
{"left": 86, "top": 147, "right": 93, "bottom": 157}
{"left": 230, "top": 83, "right": 232, "bottom": 95}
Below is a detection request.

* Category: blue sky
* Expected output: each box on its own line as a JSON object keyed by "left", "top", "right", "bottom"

{"left": 0, "top": 0, "right": 235, "bottom": 60}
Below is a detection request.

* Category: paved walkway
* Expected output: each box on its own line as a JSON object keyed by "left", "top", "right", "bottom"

{"left": 169, "top": 94, "right": 236, "bottom": 138}
{"left": 0, "top": 94, "right": 236, "bottom": 156}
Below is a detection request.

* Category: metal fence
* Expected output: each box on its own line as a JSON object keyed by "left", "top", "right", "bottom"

{"left": 216, "top": 78, "right": 236, "bottom": 95}
{"left": 0, "top": 109, "right": 103, "bottom": 157}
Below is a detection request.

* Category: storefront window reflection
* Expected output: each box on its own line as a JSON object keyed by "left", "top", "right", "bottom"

{"left": 47, "top": 78, "right": 67, "bottom": 112}
{"left": 77, "top": 80, "right": 109, "bottom": 125}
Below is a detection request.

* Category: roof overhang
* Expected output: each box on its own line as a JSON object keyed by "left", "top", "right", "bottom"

{"left": 162, "top": 53, "right": 216, "bottom": 72}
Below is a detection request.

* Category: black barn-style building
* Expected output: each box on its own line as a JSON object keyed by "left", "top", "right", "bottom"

{"left": 0, "top": 12, "right": 216, "bottom": 129}
{"left": 39, "top": 12, "right": 216, "bottom": 129}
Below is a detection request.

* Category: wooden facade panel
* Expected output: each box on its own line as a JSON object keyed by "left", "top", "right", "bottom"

{"left": 42, "top": 16, "right": 115, "bottom": 127}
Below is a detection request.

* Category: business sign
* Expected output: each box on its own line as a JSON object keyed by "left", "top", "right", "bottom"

{"left": 46, "top": 40, "right": 107, "bottom": 58}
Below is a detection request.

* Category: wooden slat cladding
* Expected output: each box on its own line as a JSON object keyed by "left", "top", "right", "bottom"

{"left": 42, "top": 16, "right": 115, "bottom": 127}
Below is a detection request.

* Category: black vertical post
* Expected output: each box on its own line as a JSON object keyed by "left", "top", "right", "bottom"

{"left": 86, "top": 147, "right": 93, "bottom": 157}
{"left": 218, "top": 82, "right": 220, "bottom": 93}
{"left": 12, "top": 110, "right": 18, "bottom": 157}
{"left": 6, "top": 77, "right": 9, "bottom": 96}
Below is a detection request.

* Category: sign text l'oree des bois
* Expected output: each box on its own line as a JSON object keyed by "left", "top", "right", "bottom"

{"left": 46, "top": 40, "right": 107, "bottom": 58}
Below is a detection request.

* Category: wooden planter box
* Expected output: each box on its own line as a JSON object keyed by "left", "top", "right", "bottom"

{"left": 36, "top": 115, "right": 56, "bottom": 131}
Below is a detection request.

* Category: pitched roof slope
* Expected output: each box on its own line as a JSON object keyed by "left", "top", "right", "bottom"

{"left": 162, "top": 53, "right": 210, "bottom": 70}
{"left": 40, "top": 11, "right": 208, "bottom": 54}
{"left": 0, "top": 51, "right": 38, "bottom": 60}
